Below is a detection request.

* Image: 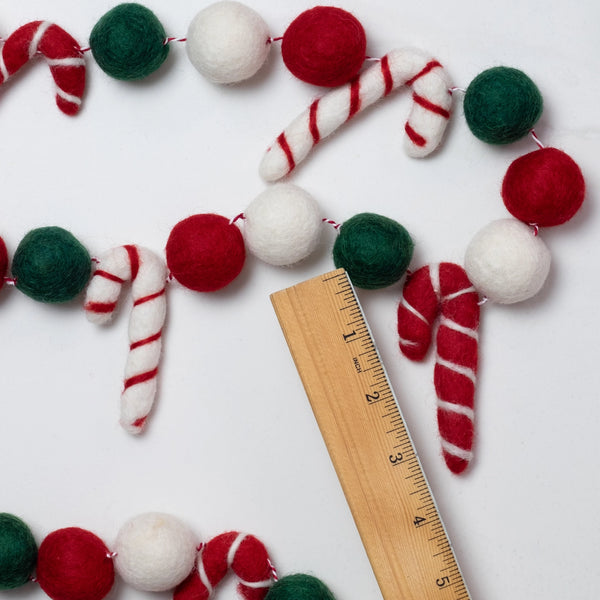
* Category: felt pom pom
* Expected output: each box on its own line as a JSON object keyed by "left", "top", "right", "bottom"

{"left": 166, "top": 214, "right": 245, "bottom": 292}
{"left": 333, "top": 213, "right": 413, "bottom": 289}
{"left": 12, "top": 226, "right": 91, "bottom": 303}
{"left": 90, "top": 3, "right": 169, "bottom": 80}
{"left": 464, "top": 66, "right": 543, "bottom": 144}
{"left": 502, "top": 147, "right": 586, "bottom": 226}
{"left": 0, "top": 513, "right": 37, "bottom": 590}
{"left": 265, "top": 574, "right": 336, "bottom": 600}
{"left": 114, "top": 512, "right": 197, "bottom": 592}
{"left": 36, "top": 527, "right": 115, "bottom": 600}
{"left": 464, "top": 218, "right": 551, "bottom": 304}
{"left": 186, "top": 1, "right": 271, "bottom": 84}
{"left": 281, "top": 6, "right": 366, "bottom": 87}
{"left": 244, "top": 184, "right": 322, "bottom": 266}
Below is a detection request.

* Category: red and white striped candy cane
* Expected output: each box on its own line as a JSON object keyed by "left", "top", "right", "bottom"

{"left": 0, "top": 20, "right": 86, "bottom": 115}
{"left": 259, "top": 47, "right": 452, "bottom": 181}
{"left": 84, "top": 245, "right": 167, "bottom": 434}
{"left": 397, "top": 263, "right": 480, "bottom": 474}
{"left": 174, "top": 532, "right": 276, "bottom": 600}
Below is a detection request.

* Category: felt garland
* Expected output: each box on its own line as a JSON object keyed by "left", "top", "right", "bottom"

{"left": 0, "top": 511, "right": 335, "bottom": 600}
{"left": 0, "top": 1, "right": 587, "bottom": 480}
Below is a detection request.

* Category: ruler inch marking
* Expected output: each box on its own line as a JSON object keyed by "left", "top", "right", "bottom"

{"left": 271, "top": 269, "right": 470, "bottom": 600}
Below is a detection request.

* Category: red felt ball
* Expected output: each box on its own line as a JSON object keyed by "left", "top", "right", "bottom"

{"left": 502, "top": 147, "right": 585, "bottom": 227}
{"left": 281, "top": 6, "right": 366, "bottom": 87}
{"left": 36, "top": 527, "right": 115, "bottom": 600}
{"left": 0, "top": 236, "right": 8, "bottom": 290}
{"left": 166, "top": 213, "right": 245, "bottom": 292}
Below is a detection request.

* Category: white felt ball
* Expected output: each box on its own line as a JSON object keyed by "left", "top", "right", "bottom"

{"left": 244, "top": 183, "right": 323, "bottom": 266}
{"left": 114, "top": 513, "right": 198, "bottom": 592}
{"left": 186, "top": 1, "right": 271, "bottom": 84}
{"left": 464, "top": 218, "right": 551, "bottom": 304}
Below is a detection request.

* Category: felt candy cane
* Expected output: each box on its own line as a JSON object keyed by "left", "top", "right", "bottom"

{"left": 0, "top": 20, "right": 86, "bottom": 115}
{"left": 174, "top": 531, "right": 275, "bottom": 600}
{"left": 259, "top": 47, "right": 452, "bottom": 181}
{"left": 84, "top": 245, "right": 167, "bottom": 434}
{"left": 397, "top": 263, "right": 480, "bottom": 474}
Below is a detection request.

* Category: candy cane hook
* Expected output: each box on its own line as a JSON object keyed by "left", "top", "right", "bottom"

{"left": 397, "top": 263, "right": 480, "bottom": 474}
{"left": 259, "top": 47, "right": 452, "bottom": 181}
{"left": 0, "top": 21, "right": 86, "bottom": 115}
{"left": 84, "top": 245, "right": 167, "bottom": 434}
{"left": 174, "top": 532, "right": 275, "bottom": 600}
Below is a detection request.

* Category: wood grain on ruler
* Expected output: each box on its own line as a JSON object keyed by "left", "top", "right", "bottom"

{"left": 271, "top": 268, "right": 470, "bottom": 600}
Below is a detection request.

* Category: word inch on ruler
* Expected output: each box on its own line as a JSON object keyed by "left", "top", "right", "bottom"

{"left": 270, "top": 268, "right": 471, "bottom": 600}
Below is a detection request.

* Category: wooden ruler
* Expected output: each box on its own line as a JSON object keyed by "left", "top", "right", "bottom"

{"left": 271, "top": 268, "right": 471, "bottom": 600}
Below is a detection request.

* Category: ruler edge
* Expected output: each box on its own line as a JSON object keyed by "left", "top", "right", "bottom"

{"left": 270, "top": 268, "right": 472, "bottom": 600}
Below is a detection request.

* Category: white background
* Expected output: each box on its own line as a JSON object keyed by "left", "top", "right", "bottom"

{"left": 0, "top": 1, "right": 598, "bottom": 599}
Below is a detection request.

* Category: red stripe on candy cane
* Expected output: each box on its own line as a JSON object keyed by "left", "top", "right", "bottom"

{"left": 309, "top": 99, "right": 320, "bottom": 143}
{"left": 380, "top": 55, "right": 394, "bottom": 96}
{"left": 412, "top": 92, "right": 451, "bottom": 118}
{"left": 124, "top": 244, "right": 140, "bottom": 280}
{"left": 348, "top": 79, "right": 361, "bottom": 118}
{"left": 130, "top": 331, "right": 163, "bottom": 351}
{"left": 84, "top": 301, "right": 118, "bottom": 314}
{"left": 404, "top": 123, "right": 427, "bottom": 147}
{"left": 93, "top": 270, "right": 125, "bottom": 284}
{"left": 397, "top": 263, "right": 480, "bottom": 474}
{"left": 276, "top": 133, "right": 295, "bottom": 173}
{"left": 132, "top": 416, "right": 147, "bottom": 429}
{"left": 406, "top": 60, "right": 442, "bottom": 86}
{"left": 133, "top": 288, "right": 166, "bottom": 306}
{"left": 124, "top": 368, "right": 159, "bottom": 390}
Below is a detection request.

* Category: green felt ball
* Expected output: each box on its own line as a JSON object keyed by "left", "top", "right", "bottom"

{"left": 12, "top": 227, "right": 91, "bottom": 303}
{"left": 90, "top": 3, "right": 169, "bottom": 80}
{"left": 265, "top": 574, "right": 336, "bottom": 600}
{"left": 463, "top": 66, "right": 543, "bottom": 144}
{"left": 333, "top": 213, "right": 413, "bottom": 290}
{"left": 0, "top": 513, "right": 37, "bottom": 590}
